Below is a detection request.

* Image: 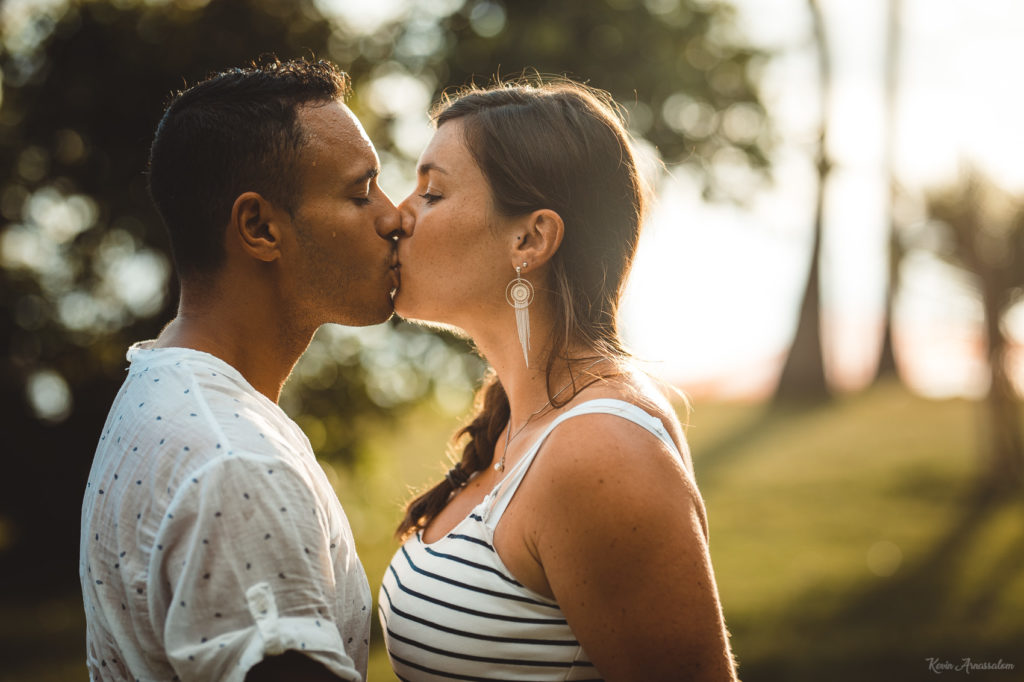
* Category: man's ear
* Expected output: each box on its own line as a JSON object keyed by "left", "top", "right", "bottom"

{"left": 510, "top": 208, "right": 564, "bottom": 270}
{"left": 229, "top": 192, "right": 284, "bottom": 263}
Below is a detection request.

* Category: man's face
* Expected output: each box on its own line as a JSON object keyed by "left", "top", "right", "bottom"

{"left": 283, "top": 100, "right": 400, "bottom": 327}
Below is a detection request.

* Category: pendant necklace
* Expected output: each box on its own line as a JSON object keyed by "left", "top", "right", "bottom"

{"left": 494, "top": 357, "right": 606, "bottom": 473}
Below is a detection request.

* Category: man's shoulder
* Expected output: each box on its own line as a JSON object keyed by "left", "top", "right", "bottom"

{"left": 103, "top": 350, "right": 309, "bottom": 467}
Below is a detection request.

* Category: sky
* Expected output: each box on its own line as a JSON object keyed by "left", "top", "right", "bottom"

{"left": 619, "top": 0, "right": 1024, "bottom": 400}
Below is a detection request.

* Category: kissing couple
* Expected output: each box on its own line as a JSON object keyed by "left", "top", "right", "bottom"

{"left": 80, "top": 57, "right": 736, "bottom": 682}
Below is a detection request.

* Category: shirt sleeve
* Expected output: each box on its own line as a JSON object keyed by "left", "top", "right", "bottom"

{"left": 149, "top": 453, "right": 362, "bottom": 682}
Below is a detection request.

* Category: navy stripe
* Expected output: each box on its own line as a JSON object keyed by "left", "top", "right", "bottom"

{"left": 381, "top": 584, "right": 579, "bottom": 646}
{"left": 392, "top": 650, "right": 603, "bottom": 682}
{"left": 388, "top": 564, "right": 567, "bottom": 625}
{"left": 469, "top": 513, "right": 483, "bottom": 521}
{"left": 400, "top": 546, "right": 559, "bottom": 609}
{"left": 389, "top": 651, "right": 512, "bottom": 681}
{"left": 424, "top": 545, "right": 523, "bottom": 586}
{"left": 446, "top": 533, "right": 495, "bottom": 551}
{"left": 386, "top": 626, "right": 575, "bottom": 668}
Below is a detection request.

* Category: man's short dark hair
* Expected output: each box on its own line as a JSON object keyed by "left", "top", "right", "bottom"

{"left": 147, "top": 57, "right": 351, "bottom": 277}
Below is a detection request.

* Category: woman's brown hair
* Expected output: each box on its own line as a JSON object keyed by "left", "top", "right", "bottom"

{"left": 397, "top": 78, "right": 648, "bottom": 539}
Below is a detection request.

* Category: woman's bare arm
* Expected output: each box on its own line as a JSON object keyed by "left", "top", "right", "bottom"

{"left": 527, "top": 414, "right": 737, "bottom": 681}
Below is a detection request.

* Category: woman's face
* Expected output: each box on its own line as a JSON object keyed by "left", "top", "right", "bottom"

{"left": 394, "top": 119, "right": 513, "bottom": 330}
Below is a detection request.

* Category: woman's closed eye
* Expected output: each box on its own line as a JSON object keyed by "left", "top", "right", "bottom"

{"left": 419, "top": 191, "right": 442, "bottom": 205}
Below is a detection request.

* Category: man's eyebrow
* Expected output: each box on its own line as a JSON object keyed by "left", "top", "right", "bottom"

{"left": 417, "top": 162, "right": 448, "bottom": 176}
{"left": 346, "top": 167, "right": 380, "bottom": 186}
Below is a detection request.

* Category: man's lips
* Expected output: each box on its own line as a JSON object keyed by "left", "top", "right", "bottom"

{"left": 389, "top": 252, "right": 401, "bottom": 292}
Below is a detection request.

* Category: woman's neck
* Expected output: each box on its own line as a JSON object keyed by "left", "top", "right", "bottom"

{"left": 482, "top": 341, "right": 604, "bottom": 430}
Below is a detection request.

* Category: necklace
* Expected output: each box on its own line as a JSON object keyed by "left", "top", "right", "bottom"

{"left": 494, "top": 357, "right": 606, "bottom": 473}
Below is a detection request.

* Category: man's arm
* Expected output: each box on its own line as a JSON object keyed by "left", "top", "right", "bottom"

{"left": 245, "top": 651, "right": 346, "bottom": 682}
{"left": 156, "top": 454, "right": 365, "bottom": 681}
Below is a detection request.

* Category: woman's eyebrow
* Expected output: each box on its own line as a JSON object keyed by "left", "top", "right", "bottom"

{"left": 417, "top": 162, "right": 448, "bottom": 177}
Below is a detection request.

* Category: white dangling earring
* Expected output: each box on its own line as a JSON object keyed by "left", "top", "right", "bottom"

{"left": 505, "top": 262, "right": 534, "bottom": 367}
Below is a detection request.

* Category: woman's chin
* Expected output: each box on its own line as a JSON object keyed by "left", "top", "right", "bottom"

{"left": 392, "top": 290, "right": 414, "bottom": 320}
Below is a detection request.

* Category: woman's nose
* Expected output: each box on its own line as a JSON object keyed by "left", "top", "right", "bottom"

{"left": 395, "top": 196, "right": 416, "bottom": 237}
{"left": 375, "top": 194, "right": 402, "bottom": 239}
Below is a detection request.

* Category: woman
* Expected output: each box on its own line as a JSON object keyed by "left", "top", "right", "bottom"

{"left": 380, "top": 79, "right": 737, "bottom": 681}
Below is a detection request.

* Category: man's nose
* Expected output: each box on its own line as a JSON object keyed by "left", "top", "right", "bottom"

{"left": 376, "top": 195, "right": 402, "bottom": 240}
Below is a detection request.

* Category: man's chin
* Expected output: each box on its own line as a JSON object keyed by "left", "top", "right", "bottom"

{"left": 391, "top": 305, "right": 467, "bottom": 338}
{"left": 327, "top": 297, "right": 395, "bottom": 328}
{"left": 364, "top": 298, "right": 397, "bottom": 326}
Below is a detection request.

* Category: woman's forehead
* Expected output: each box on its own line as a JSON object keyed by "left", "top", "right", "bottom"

{"left": 418, "top": 119, "right": 473, "bottom": 171}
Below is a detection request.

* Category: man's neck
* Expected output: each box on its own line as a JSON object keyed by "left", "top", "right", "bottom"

{"left": 154, "top": 296, "right": 313, "bottom": 403}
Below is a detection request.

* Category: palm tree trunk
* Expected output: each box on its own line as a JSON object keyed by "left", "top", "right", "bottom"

{"left": 774, "top": 0, "right": 831, "bottom": 404}
{"left": 874, "top": 0, "right": 902, "bottom": 383}
{"left": 981, "top": 294, "right": 1024, "bottom": 495}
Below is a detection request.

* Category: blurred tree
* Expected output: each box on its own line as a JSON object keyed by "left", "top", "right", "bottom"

{"left": 773, "top": 0, "right": 830, "bottom": 404}
{"left": 873, "top": 0, "right": 903, "bottom": 385}
{"left": 921, "top": 173, "right": 1024, "bottom": 496}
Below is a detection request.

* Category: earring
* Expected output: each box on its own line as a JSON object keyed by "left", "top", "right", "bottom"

{"left": 505, "top": 262, "right": 534, "bottom": 367}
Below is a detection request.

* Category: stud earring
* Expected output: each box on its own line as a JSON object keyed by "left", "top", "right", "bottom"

{"left": 506, "top": 262, "right": 534, "bottom": 367}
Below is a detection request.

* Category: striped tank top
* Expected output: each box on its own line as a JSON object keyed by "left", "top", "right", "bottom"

{"left": 379, "top": 398, "right": 685, "bottom": 681}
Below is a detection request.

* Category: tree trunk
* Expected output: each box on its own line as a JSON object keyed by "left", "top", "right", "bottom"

{"left": 874, "top": 0, "right": 902, "bottom": 384}
{"left": 981, "top": 295, "right": 1024, "bottom": 495}
{"left": 774, "top": 0, "right": 831, "bottom": 404}
{"left": 874, "top": 232, "right": 900, "bottom": 380}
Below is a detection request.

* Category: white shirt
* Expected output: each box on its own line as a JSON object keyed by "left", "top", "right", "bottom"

{"left": 80, "top": 342, "right": 371, "bottom": 682}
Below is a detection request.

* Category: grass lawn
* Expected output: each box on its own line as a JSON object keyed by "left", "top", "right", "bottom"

{"left": 4, "top": 381, "right": 1022, "bottom": 681}
{"left": 688, "top": 382, "right": 1024, "bottom": 681}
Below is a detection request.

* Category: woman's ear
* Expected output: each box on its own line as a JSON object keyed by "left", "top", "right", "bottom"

{"left": 511, "top": 208, "right": 564, "bottom": 270}
{"left": 229, "top": 192, "right": 283, "bottom": 263}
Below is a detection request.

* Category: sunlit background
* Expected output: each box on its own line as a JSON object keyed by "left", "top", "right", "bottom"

{"left": 624, "top": 0, "right": 1024, "bottom": 401}
{"left": 1, "top": 0, "right": 1022, "bottom": 680}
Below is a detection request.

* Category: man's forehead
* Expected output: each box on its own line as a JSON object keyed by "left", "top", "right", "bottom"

{"left": 344, "top": 103, "right": 374, "bottom": 148}
{"left": 300, "top": 100, "right": 368, "bottom": 144}
{"left": 299, "top": 100, "right": 379, "bottom": 167}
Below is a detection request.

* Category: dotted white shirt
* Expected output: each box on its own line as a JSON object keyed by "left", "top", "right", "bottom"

{"left": 79, "top": 342, "right": 371, "bottom": 682}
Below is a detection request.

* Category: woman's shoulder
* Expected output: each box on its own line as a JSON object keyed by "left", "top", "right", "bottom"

{"left": 537, "top": 370, "right": 693, "bottom": 483}
{"left": 560, "top": 367, "right": 692, "bottom": 465}
{"left": 527, "top": 372, "right": 707, "bottom": 537}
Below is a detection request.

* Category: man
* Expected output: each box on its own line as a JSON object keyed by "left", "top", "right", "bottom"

{"left": 79, "top": 58, "right": 400, "bottom": 681}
